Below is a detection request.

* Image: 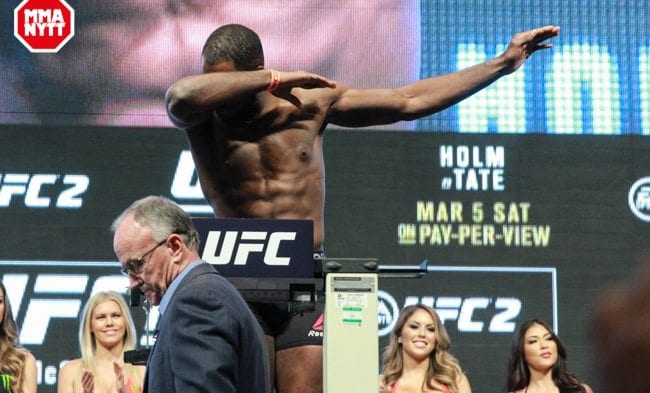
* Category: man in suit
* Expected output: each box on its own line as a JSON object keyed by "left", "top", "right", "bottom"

{"left": 112, "top": 195, "right": 269, "bottom": 393}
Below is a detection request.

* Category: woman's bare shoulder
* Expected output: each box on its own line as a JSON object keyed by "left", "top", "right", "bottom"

{"left": 59, "top": 358, "right": 82, "bottom": 374}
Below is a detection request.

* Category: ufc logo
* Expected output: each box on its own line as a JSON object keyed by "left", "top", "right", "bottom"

{"left": 0, "top": 173, "right": 89, "bottom": 208}
{"left": 378, "top": 291, "right": 523, "bottom": 336}
{"left": 170, "top": 150, "right": 212, "bottom": 215}
{"left": 2, "top": 272, "right": 128, "bottom": 345}
{"left": 202, "top": 231, "right": 297, "bottom": 266}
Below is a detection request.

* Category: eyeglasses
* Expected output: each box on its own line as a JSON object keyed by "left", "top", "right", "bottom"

{"left": 120, "top": 239, "right": 167, "bottom": 277}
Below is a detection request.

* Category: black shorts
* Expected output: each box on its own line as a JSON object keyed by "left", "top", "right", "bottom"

{"left": 248, "top": 296, "right": 324, "bottom": 351}
{"left": 228, "top": 251, "right": 326, "bottom": 350}
{"left": 227, "top": 277, "right": 324, "bottom": 351}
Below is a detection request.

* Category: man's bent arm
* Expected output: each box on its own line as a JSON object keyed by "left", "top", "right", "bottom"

{"left": 165, "top": 70, "right": 272, "bottom": 129}
{"left": 328, "top": 26, "right": 560, "bottom": 128}
{"left": 166, "top": 69, "right": 336, "bottom": 129}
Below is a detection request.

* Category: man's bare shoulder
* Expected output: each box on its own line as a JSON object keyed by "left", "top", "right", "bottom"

{"left": 287, "top": 84, "right": 351, "bottom": 122}
{"left": 209, "top": 87, "right": 343, "bottom": 135}
{"left": 290, "top": 83, "right": 347, "bottom": 105}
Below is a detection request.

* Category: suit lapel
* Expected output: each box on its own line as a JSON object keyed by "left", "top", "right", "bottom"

{"left": 142, "top": 262, "right": 219, "bottom": 393}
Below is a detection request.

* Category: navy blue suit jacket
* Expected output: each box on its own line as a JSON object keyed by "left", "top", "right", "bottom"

{"left": 144, "top": 262, "right": 269, "bottom": 393}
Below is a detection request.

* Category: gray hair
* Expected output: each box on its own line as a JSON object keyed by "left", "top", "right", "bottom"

{"left": 111, "top": 195, "right": 200, "bottom": 251}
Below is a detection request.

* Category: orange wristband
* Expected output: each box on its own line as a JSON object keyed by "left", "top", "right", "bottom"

{"left": 267, "top": 69, "right": 280, "bottom": 92}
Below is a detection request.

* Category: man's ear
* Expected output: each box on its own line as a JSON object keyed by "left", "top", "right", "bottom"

{"left": 168, "top": 233, "right": 185, "bottom": 255}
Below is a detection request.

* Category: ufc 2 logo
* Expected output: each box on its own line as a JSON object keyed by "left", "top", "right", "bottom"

{"left": 0, "top": 173, "right": 89, "bottom": 208}
{"left": 202, "top": 231, "right": 296, "bottom": 266}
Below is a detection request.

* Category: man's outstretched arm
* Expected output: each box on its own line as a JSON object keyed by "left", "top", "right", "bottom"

{"left": 328, "top": 26, "right": 560, "bottom": 127}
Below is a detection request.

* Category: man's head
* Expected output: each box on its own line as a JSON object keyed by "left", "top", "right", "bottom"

{"left": 112, "top": 196, "right": 200, "bottom": 305}
{"left": 202, "top": 24, "right": 264, "bottom": 71}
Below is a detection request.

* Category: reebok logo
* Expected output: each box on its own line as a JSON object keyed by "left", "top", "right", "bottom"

{"left": 312, "top": 314, "right": 324, "bottom": 330}
{"left": 307, "top": 313, "right": 324, "bottom": 337}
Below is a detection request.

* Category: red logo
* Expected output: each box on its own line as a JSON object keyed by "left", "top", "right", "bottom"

{"left": 311, "top": 314, "right": 324, "bottom": 331}
{"left": 13, "top": 0, "right": 75, "bottom": 53}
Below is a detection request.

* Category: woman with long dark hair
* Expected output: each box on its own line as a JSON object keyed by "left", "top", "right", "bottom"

{"left": 507, "top": 319, "right": 592, "bottom": 393}
{"left": 380, "top": 304, "right": 472, "bottom": 393}
{"left": 0, "top": 281, "right": 37, "bottom": 393}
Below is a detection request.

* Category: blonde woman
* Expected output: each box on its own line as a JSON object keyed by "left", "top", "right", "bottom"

{"left": 379, "top": 304, "right": 472, "bottom": 393}
{"left": 0, "top": 281, "right": 37, "bottom": 393}
{"left": 58, "top": 291, "right": 145, "bottom": 393}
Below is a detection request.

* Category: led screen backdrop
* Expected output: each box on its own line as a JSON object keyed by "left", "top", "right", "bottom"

{"left": 2, "top": 126, "right": 649, "bottom": 392}
{"left": 2, "top": 0, "right": 650, "bottom": 134}
{"left": 2, "top": 0, "right": 650, "bottom": 392}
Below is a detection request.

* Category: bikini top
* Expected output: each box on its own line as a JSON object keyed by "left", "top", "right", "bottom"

{"left": 124, "top": 377, "right": 142, "bottom": 393}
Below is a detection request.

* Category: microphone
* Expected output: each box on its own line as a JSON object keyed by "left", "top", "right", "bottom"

{"left": 124, "top": 349, "right": 150, "bottom": 365}
{"left": 124, "top": 287, "right": 151, "bottom": 365}
{"left": 130, "top": 287, "right": 142, "bottom": 307}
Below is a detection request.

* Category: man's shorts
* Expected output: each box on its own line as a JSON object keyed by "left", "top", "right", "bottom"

{"left": 228, "top": 251, "right": 326, "bottom": 350}
{"left": 248, "top": 294, "right": 324, "bottom": 351}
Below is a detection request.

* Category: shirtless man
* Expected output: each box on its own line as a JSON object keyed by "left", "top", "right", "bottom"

{"left": 165, "top": 23, "right": 559, "bottom": 393}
